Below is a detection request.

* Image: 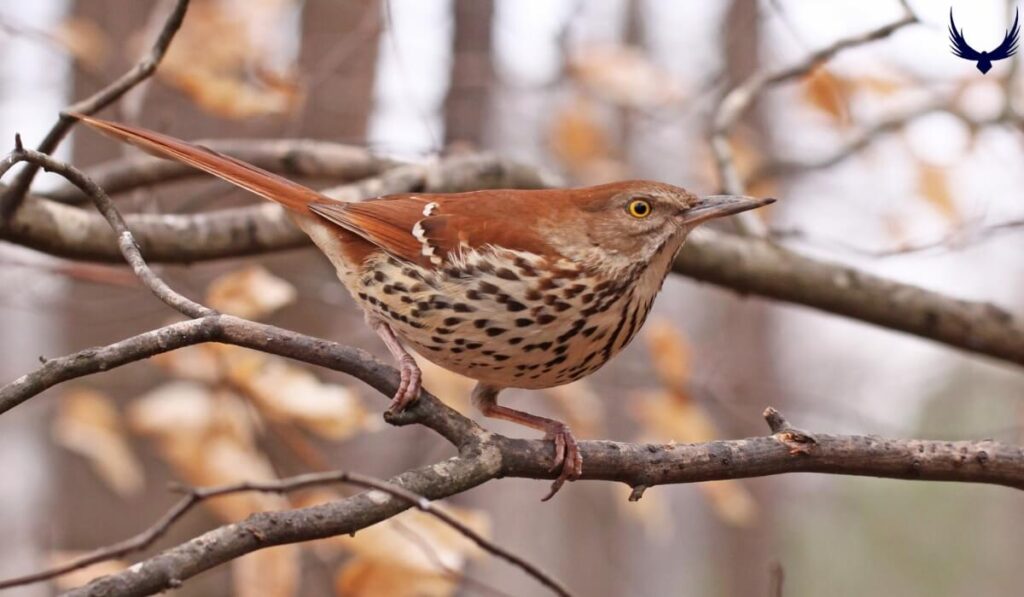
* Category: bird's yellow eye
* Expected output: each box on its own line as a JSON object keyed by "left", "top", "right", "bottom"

{"left": 627, "top": 199, "right": 652, "bottom": 218}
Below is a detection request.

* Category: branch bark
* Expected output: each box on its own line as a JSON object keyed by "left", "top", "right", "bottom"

{"left": 61, "top": 408, "right": 1024, "bottom": 596}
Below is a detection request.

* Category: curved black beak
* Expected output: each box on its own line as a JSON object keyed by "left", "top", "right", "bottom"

{"left": 681, "top": 195, "right": 775, "bottom": 225}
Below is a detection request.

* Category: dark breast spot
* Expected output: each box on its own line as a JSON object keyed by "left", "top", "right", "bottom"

{"left": 496, "top": 267, "right": 519, "bottom": 281}
{"left": 505, "top": 300, "right": 527, "bottom": 312}
{"left": 515, "top": 318, "right": 533, "bottom": 327}
{"left": 486, "top": 327, "right": 507, "bottom": 337}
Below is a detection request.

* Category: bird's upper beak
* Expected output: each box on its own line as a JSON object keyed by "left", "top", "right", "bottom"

{"left": 680, "top": 195, "right": 775, "bottom": 225}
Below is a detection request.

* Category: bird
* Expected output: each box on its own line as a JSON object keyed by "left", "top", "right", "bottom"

{"left": 75, "top": 114, "right": 774, "bottom": 498}
{"left": 949, "top": 8, "right": 1019, "bottom": 74}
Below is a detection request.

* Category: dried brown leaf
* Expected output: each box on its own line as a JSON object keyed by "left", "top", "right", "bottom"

{"left": 150, "top": 344, "right": 222, "bottom": 384}
{"left": 335, "top": 558, "right": 457, "bottom": 597}
{"left": 128, "top": 383, "right": 281, "bottom": 521}
{"left": 917, "top": 164, "right": 961, "bottom": 225}
{"left": 334, "top": 506, "right": 490, "bottom": 573}
{"left": 218, "top": 345, "right": 373, "bottom": 439}
{"left": 153, "top": 0, "right": 303, "bottom": 118}
{"left": 549, "top": 98, "right": 612, "bottom": 171}
{"left": 205, "top": 265, "right": 297, "bottom": 320}
{"left": 53, "top": 388, "right": 144, "bottom": 497}
{"left": 232, "top": 546, "right": 300, "bottom": 597}
{"left": 801, "top": 67, "right": 849, "bottom": 126}
{"left": 643, "top": 320, "right": 691, "bottom": 394}
{"left": 51, "top": 17, "right": 110, "bottom": 72}
{"left": 569, "top": 45, "right": 684, "bottom": 108}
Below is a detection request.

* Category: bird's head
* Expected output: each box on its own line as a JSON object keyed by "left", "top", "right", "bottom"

{"left": 541, "top": 180, "right": 774, "bottom": 272}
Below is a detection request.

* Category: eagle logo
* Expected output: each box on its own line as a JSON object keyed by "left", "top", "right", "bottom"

{"left": 948, "top": 8, "right": 1019, "bottom": 74}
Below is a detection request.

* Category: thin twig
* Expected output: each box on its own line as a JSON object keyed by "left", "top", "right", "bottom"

{"left": 770, "top": 216, "right": 1024, "bottom": 258}
{"left": 7, "top": 147, "right": 211, "bottom": 317}
{"left": 0, "top": 0, "right": 190, "bottom": 220}
{"left": 709, "top": 11, "right": 917, "bottom": 234}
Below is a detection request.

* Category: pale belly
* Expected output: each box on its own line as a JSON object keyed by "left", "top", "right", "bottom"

{"left": 351, "top": 249, "right": 657, "bottom": 389}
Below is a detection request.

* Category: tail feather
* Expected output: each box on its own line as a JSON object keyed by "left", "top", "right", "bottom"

{"left": 73, "top": 114, "right": 323, "bottom": 212}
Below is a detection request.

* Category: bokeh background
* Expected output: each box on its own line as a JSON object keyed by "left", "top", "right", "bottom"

{"left": 1, "top": 0, "right": 1024, "bottom": 595}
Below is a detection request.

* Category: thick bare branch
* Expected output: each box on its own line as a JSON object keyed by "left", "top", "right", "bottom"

{"left": 0, "top": 0, "right": 191, "bottom": 219}
{"left": 61, "top": 408, "right": 1024, "bottom": 596}
{"left": 4, "top": 469, "right": 570, "bottom": 597}
{"left": 675, "top": 230, "right": 1024, "bottom": 367}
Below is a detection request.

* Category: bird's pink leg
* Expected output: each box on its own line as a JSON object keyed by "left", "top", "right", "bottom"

{"left": 472, "top": 383, "right": 582, "bottom": 500}
{"left": 365, "top": 314, "right": 421, "bottom": 414}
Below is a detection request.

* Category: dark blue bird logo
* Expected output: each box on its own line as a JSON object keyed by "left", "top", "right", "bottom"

{"left": 949, "top": 8, "right": 1019, "bottom": 74}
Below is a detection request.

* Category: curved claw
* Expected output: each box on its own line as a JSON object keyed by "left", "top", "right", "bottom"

{"left": 386, "top": 354, "right": 422, "bottom": 415}
{"left": 541, "top": 424, "right": 582, "bottom": 501}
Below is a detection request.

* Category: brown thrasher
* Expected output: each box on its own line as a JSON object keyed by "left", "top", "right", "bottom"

{"left": 76, "top": 115, "right": 773, "bottom": 498}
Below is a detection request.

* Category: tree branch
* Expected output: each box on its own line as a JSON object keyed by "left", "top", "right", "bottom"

{"left": 0, "top": 0, "right": 191, "bottom": 219}
{"left": 709, "top": 11, "right": 917, "bottom": 234}
{"left": 3, "top": 469, "right": 570, "bottom": 597}
{"left": 59, "top": 407, "right": 1024, "bottom": 596}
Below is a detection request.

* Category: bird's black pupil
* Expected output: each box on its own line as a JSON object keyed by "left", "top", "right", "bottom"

{"left": 634, "top": 202, "right": 647, "bottom": 214}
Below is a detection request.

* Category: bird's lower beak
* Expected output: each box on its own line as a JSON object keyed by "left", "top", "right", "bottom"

{"left": 680, "top": 195, "right": 776, "bottom": 225}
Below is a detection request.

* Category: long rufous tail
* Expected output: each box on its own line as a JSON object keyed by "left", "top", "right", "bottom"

{"left": 73, "top": 114, "right": 324, "bottom": 212}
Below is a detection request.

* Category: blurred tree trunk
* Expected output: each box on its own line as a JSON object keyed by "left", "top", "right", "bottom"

{"left": 443, "top": 0, "right": 493, "bottom": 149}
{"left": 294, "top": 0, "right": 380, "bottom": 143}
{"left": 709, "top": 2, "right": 782, "bottom": 596}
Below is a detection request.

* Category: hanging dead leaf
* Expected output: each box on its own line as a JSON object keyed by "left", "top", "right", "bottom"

{"left": 49, "top": 552, "right": 128, "bottom": 591}
{"left": 149, "top": 0, "right": 303, "bottom": 118}
{"left": 51, "top": 17, "right": 110, "bottom": 72}
{"left": 150, "top": 344, "right": 223, "bottom": 384}
{"left": 333, "top": 505, "right": 490, "bottom": 574}
{"left": 644, "top": 320, "right": 691, "bottom": 394}
{"left": 917, "top": 164, "right": 961, "bottom": 225}
{"left": 548, "top": 97, "right": 629, "bottom": 184}
{"left": 128, "top": 383, "right": 282, "bottom": 521}
{"left": 568, "top": 44, "right": 684, "bottom": 108}
{"left": 335, "top": 558, "right": 457, "bottom": 597}
{"left": 801, "top": 67, "right": 849, "bottom": 126}
{"left": 549, "top": 98, "right": 611, "bottom": 169}
{"left": 232, "top": 546, "right": 300, "bottom": 597}
{"left": 205, "top": 265, "right": 297, "bottom": 320}
{"left": 220, "top": 346, "right": 372, "bottom": 440}
{"left": 53, "top": 388, "right": 144, "bottom": 497}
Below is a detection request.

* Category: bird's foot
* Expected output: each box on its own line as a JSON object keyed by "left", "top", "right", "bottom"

{"left": 386, "top": 353, "right": 422, "bottom": 415}
{"left": 541, "top": 422, "right": 582, "bottom": 501}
